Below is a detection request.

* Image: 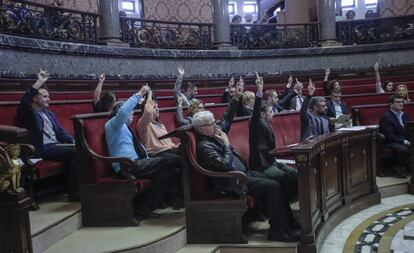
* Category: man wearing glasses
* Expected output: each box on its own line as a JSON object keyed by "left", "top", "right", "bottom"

{"left": 379, "top": 95, "right": 411, "bottom": 177}
{"left": 191, "top": 75, "right": 300, "bottom": 242}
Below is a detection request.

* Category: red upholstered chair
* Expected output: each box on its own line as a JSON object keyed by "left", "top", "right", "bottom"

{"left": 174, "top": 126, "right": 249, "bottom": 244}
{"left": 73, "top": 112, "right": 153, "bottom": 226}
{"left": 352, "top": 103, "right": 414, "bottom": 176}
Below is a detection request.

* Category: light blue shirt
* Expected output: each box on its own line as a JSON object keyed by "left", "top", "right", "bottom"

{"left": 105, "top": 93, "right": 141, "bottom": 173}
{"left": 391, "top": 109, "right": 404, "bottom": 127}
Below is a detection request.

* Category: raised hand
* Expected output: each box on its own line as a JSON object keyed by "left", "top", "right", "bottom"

{"left": 177, "top": 65, "right": 185, "bottom": 78}
{"left": 238, "top": 76, "right": 244, "bottom": 87}
{"left": 98, "top": 74, "right": 105, "bottom": 82}
{"left": 287, "top": 75, "right": 293, "bottom": 88}
{"left": 228, "top": 77, "right": 235, "bottom": 88}
{"left": 214, "top": 129, "right": 230, "bottom": 146}
{"left": 177, "top": 96, "right": 183, "bottom": 107}
{"left": 374, "top": 62, "right": 379, "bottom": 71}
{"left": 255, "top": 72, "right": 263, "bottom": 92}
{"left": 37, "top": 69, "right": 49, "bottom": 84}
{"left": 233, "top": 83, "right": 243, "bottom": 100}
{"left": 138, "top": 84, "right": 149, "bottom": 97}
{"left": 325, "top": 68, "right": 330, "bottom": 76}
{"left": 308, "top": 78, "right": 315, "bottom": 96}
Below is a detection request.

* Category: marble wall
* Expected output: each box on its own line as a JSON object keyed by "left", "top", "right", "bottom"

{"left": 0, "top": 34, "right": 413, "bottom": 79}
{"left": 380, "top": 0, "right": 414, "bottom": 17}
{"left": 142, "top": 0, "right": 213, "bottom": 22}
{"left": 30, "top": 0, "right": 98, "bottom": 13}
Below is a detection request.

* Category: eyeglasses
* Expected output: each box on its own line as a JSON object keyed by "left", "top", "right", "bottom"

{"left": 200, "top": 121, "right": 217, "bottom": 128}
{"left": 394, "top": 100, "right": 404, "bottom": 104}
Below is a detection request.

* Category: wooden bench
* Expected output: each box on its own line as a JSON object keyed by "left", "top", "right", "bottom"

{"left": 0, "top": 100, "right": 93, "bottom": 205}
{"left": 352, "top": 102, "right": 414, "bottom": 175}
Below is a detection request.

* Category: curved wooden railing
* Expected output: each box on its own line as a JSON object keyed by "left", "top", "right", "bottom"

{"left": 293, "top": 129, "right": 380, "bottom": 253}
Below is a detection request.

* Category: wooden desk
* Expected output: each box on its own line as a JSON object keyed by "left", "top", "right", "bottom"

{"left": 293, "top": 128, "right": 380, "bottom": 253}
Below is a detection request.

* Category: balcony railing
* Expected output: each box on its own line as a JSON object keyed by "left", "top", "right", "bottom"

{"left": 0, "top": 0, "right": 99, "bottom": 43}
{"left": 120, "top": 17, "right": 213, "bottom": 49}
{"left": 337, "top": 14, "right": 414, "bottom": 45}
{"left": 230, "top": 23, "right": 319, "bottom": 49}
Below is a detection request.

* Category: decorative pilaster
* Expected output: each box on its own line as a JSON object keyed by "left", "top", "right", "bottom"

{"left": 211, "top": 0, "right": 237, "bottom": 50}
{"left": 318, "top": 0, "right": 339, "bottom": 46}
{"left": 98, "top": 0, "right": 122, "bottom": 43}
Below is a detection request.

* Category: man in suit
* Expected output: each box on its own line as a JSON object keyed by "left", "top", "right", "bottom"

{"left": 300, "top": 79, "right": 330, "bottom": 141}
{"left": 17, "top": 69, "right": 78, "bottom": 201}
{"left": 192, "top": 76, "right": 299, "bottom": 242}
{"left": 250, "top": 74, "right": 298, "bottom": 203}
{"left": 326, "top": 90, "right": 349, "bottom": 129}
{"left": 379, "top": 95, "right": 411, "bottom": 177}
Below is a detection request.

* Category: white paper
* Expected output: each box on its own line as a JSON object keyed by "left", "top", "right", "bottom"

{"left": 29, "top": 158, "right": 43, "bottom": 164}
{"left": 276, "top": 159, "right": 296, "bottom": 164}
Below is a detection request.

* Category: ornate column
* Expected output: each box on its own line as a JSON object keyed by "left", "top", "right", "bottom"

{"left": 318, "top": 0, "right": 338, "bottom": 45}
{"left": 98, "top": 0, "right": 122, "bottom": 43}
{"left": 211, "top": 0, "right": 236, "bottom": 49}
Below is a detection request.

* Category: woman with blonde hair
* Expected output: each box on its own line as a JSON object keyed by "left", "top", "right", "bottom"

{"left": 396, "top": 84, "right": 411, "bottom": 102}
{"left": 176, "top": 98, "right": 205, "bottom": 126}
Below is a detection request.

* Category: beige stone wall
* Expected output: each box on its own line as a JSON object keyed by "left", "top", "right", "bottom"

{"left": 142, "top": 0, "right": 213, "bottom": 23}
{"left": 380, "top": 0, "right": 414, "bottom": 17}
{"left": 30, "top": 0, "right": 98, "bottom": 13}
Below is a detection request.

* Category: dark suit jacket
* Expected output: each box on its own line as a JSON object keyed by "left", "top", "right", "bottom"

{"left": 300, "top": 95, "right": 330, "bottom": 141}
{"left": 289, "top": 95, "right": 305, "bottom": 111}
{"left": 326, "top": 99, "right": 348, "bottom": 118}
{"left": 249, "top": 95, "right": 276, "bottom": 171}
{"left": 379, "top": 110, "right": 409, "bottom": 145}
{"left": 17, "top": 87, "right": 74, "bottom": 156}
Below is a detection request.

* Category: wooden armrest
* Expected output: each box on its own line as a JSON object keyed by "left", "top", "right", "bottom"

{"left": 269, "top": 147, "right": 294, "bottom": 157}
{"left": 0, "top": 125, "right": 28, "bottom": 144}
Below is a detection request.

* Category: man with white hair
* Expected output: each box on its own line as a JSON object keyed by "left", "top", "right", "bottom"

{"left": 192, "top": 79, "right": 300, "bottom": 242}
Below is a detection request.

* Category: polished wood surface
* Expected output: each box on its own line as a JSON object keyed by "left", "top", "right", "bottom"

{"left": 293, "top": 128, "right": 380, "bottom": 253}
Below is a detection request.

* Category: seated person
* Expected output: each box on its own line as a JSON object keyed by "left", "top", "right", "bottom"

{"left": 374, "top": 62, "right": 394, "bottom": 93}
{"left": 93, "top": 74, "right": 117, "bottom": 112}
{"left": 105, "top": 85, "right": 177, "bottom": 218}
{"left": 250, "top": 73, "right": 298, "bottom": 203}
{"left": 192, "top": 101, "right": 300, "bottom": 242}
{"left": 174, "top": 65, "right": 198, "bottom": 106}
{"left": 266, "top": 76, "right": 297, "bottom": 113}
{"left": 326, "top": 90, "right": 350, "bottom": 128}
{"left": 396, "top": 84, "right": 411, "bottom": 102}
{"left": 323, "top": 68, "right": 341, "bottom": 96}
{"left": 176, "top": 98, "right": 205, "bottom": 127}
{"left": 237, "top": 90, "right": 255, "bottom": 116}
{"left": 288, "top": 79, "right": 305, "bottom": 111}
{"left": 17, "top": 69, "right": 78, "bottom": 201}
{"left": 300, "top": 79, "right": 330, "bottom": 141}
{"left": 379, "top": 95, "right": 411, "bottom": 177}
{"left": 137, "top": 91, "right": 181, "bottom": 167}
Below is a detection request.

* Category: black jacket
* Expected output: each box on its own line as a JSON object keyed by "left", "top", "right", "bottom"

{"left": 196, "top": 98, "right": 246, "bottom": 196}
{"left": 249, "top": 95, "right": 276, "bottom": 171}
{"left": 326, "top": 99, "right": 348, "bottom": 118}
{"left": 379, "top": 110, "right": 409, "bottom": 145}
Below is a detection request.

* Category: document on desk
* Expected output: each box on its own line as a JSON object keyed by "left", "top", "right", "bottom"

{"left": 335, "top": 114, "right": 351, "bottom": 124}
{"left": 276, "top": 159, "right": 296, "bottom": 165}
{"left": 338, "top": 126, "right": 368, "bottom": 131}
